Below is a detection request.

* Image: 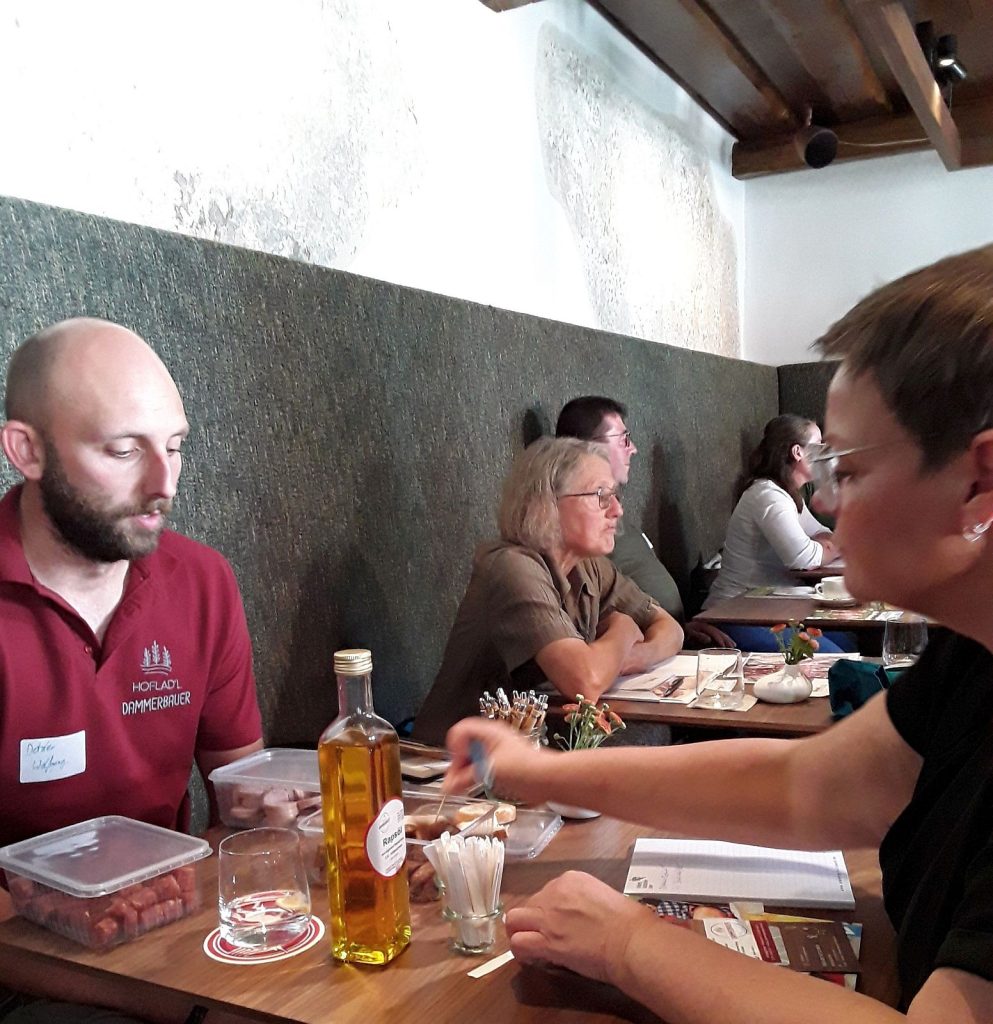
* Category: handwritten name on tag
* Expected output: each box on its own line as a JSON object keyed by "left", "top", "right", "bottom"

{"left": 20, "top": 730, "right": 86, "bottom": 783}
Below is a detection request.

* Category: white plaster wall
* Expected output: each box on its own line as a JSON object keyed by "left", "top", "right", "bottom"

{"left": 0, "top": 0, "right": 744, "bottom": 357}
{"left": 744, "top": 150, "right": 993, "bottom": 365}
{"left": 536, "top": 24, "right": 739, "bottom": 355}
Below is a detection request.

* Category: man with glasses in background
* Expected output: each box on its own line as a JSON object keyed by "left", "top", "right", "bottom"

{"left": 556, "top": 396, "right": 733, "bottom": 649}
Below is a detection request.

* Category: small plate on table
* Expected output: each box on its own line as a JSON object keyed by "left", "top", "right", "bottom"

{"left": 815, "top": 595, "right": 858, "bottom": 608}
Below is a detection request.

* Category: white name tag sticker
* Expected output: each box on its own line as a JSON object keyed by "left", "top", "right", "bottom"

{"left": 20, "top": 730, "right": 86, "bottom": 783}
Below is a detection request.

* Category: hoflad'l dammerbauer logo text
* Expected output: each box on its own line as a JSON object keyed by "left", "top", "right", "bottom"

{"left": 122, "top": 640, "right": 189, "bottom": 715}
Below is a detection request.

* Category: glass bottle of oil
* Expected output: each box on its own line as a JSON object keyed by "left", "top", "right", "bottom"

{"left": 319, "top": 648, "right": 411, "bottom": 964}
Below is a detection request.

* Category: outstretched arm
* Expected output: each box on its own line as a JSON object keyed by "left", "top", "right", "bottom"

{"left": 445, "top": 692, "right": 920, "bottom": 850}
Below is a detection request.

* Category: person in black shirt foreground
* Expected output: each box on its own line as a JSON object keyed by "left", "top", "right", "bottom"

{"left": 445, "top": 245, "right": 993, "bottom": 1023}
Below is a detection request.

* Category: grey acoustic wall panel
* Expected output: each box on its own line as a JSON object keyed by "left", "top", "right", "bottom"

{"left": 0, "top": 196, "right": 778, "bottom": 742}
{"left": 777, "top": 361, "right": 839, "bottom": 426}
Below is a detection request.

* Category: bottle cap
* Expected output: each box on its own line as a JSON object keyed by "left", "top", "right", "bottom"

{"left": 334, "top": 648, "right": 373, "bottom": 675}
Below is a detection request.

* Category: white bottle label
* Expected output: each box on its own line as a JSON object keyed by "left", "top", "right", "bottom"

{"left": 364, "top": 797, "right": 406, "bottom": 878}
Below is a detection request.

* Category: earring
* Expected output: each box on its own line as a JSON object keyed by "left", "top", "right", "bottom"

{"left": 964, "top": 521, "right": 992, "bottom": 543}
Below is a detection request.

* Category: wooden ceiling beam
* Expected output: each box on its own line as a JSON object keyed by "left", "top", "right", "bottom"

{"left": 957, "top": 92, "right": 993, "bottom": 166}
{"left": 732, "top": 91, "right": 993, "bottom": 177}
{"left": 914, "top": 0, "right": 982, "bottom": 21}
{"left": 732, "top": 112, "right": 925, "bottom": 177}
{"left": 856, "top": 0, "right": 962, "bottom": 169}
{"left": 705, "top": 0, "right": 837, "bottom": 118}
{"left": 590, "top": 0, "right": 798, "bottom": 138}
{"left": 752, "top": 0, "right": 891, "bottom": 117}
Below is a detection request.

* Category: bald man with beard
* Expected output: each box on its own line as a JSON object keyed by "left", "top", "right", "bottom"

{"left": 0, "top": 319, "right": 263, "bottom": 1022}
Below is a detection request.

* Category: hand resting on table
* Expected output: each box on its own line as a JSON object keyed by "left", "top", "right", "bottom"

{"left": 505, "top": 870, "right": 641, "bottom": 986}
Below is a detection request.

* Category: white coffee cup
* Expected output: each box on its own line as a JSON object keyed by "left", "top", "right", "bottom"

{"left": 816, "top": 575, "right": 851, "bottom": 601}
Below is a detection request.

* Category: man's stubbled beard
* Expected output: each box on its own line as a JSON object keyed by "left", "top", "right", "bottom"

{"left": 39, "top": 444, "right": 171, "bottom": 562}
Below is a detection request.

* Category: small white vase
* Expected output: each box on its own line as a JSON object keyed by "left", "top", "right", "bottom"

{"left": 546, "top": 801, "right": 601, "bottom": 820}
{"left": 753, "top": 662, "right": 813, "bottom": 704}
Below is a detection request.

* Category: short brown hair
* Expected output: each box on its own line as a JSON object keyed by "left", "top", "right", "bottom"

{"left": 4, "top": 329, "right": 60, "bottom": 424}
{"left": 818, "top": 245, "right": 993, "bottom": 468}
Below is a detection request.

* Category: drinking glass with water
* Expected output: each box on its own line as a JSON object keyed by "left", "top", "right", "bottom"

{"left": 694, "top": 648, "right": 745, "bottom": 710}
{"left": 218, "top": 827, "right": 311, "bottom": 949}
{"left": 883, "top": 616, "right": 928, "bottom": 669}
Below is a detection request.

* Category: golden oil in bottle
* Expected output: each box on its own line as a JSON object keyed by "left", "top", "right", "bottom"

{"left": 319, "top": 648, "right": 411, "bottom": 965}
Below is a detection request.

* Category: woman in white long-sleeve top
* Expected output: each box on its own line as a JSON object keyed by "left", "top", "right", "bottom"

{"left": 704, "top": 415, "right": 851, "bottom": 652}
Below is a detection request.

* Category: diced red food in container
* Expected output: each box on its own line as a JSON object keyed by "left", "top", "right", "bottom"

{"left": 173, "top": 865, "right": 197, "bottom": 894}
{"left": 0, "top": 816, "right": 210, "bottom": 950}
{"left": 150, "top": 873, "right": 182, "bottom": 901}
{"left": 122, "top": 885, "right": 158, "bottom": 911}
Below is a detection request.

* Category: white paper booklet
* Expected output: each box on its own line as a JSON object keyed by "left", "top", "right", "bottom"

{"left": 604, "top": 655, "right": 699, "bottom": 702}
{"left": 623, "top": 838, "right": 855, "bottom": 909}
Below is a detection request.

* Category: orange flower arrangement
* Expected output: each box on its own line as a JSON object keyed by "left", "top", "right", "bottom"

{"left": 770, "top": 621, "right": 823, "bottom": 665}
{"left": 554, "top": 695, "right": 626, "bottom": 751}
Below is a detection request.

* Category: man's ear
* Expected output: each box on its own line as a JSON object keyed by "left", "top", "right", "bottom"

{"left": 791, "top": 443, "right": 804, "bottom": 463}
{"left": 961, "top": 429, "right": 993, "bottom": 536}
{"left": 1, "top": 420, "right": 46, "bottom": 481}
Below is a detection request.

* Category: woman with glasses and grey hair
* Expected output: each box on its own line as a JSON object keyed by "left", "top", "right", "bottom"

{"left": 445, "top": 245, "right": 993, "bottom": 1024}
{"left": 413, "top": 436, "right": 683, "bottom": 746}
{"left": 702, "top": 413, "right": 853, "bottom": 652}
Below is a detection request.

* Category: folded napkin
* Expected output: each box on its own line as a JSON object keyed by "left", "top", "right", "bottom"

{"left": 828, "top": 661, "right": 902, "bottom": 719}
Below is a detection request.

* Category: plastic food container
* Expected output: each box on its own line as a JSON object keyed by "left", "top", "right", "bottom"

{"left": 208, "top": 748, "right": 322, "bottom": 829}
{"left": 499, "top": 806, "right": 563, "bottom": 860}
{"left": 0, "top": 816, "right": 210, "bottom": 950}
{"left": 297, "top": 790, "right": 495, "bottom": 899}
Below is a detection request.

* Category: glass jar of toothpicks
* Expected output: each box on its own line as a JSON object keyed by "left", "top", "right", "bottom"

{"left": 479, "top": 688, "right": 548, "bottom": 748}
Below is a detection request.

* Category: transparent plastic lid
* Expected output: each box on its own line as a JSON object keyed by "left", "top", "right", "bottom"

{"left": 298, "top": 796, "right": 562, "bottom": 860}
{"left": 0, "top": 816, "right": 211, "bottom": 898}
{"left": 207, "top": 747, "right": 320, "bottom": 790}
{"left": 298, "top": 809, "right": 323, "bottom": 836}
{"left": 299, "top": 791, "right": 494, "bottom": 844}
{"left": 500, "top": 806, "right": 563, "bottom": 860}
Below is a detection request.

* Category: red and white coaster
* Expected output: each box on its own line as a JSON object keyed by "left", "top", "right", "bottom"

{"left": 203, "top": 915, "right": 325, "bottom": 965}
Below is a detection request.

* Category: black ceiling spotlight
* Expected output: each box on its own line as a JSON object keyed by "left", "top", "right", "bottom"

{"left": 916, "top": 20, "right": 969, "bottom": 88}
{"left": 794, "top": 107, "right": 838, "bottom": 169}
{"left": 935, "top": 34, "right": 968, "bottom": 85}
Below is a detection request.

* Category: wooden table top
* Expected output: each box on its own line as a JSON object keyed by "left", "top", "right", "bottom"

{"left": 695, "top": 595, "right": 897, "bottom": 630}
{"left": 0, "top": 821, "right": 899, "bottom": 1022}
{"left": 793, "top": 566, "right": 846, "bottom": 583}
{"left": 603, "top": 685, "right": 835, "bottom": 737}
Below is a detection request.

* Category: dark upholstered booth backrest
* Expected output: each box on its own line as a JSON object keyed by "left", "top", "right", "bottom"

{"left": 777, "top": 361, "right": 837, "bottom": 426}
{"left": 0, "top": 196, "right": 778, "bottom": 742}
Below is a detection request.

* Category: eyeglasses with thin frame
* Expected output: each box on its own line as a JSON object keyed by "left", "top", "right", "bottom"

{"left": 557, "top": 486, "right": 621, "bottom": 510}
{"left": 806, "top": 439, "right": 909, "bottom": 513}
{"left": 594, "top": 430, "right": 634, "bottom": 449}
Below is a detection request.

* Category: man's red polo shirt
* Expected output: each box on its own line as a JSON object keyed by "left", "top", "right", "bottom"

{"left": 0, "top": 486, "right": 263, "bottom": 848}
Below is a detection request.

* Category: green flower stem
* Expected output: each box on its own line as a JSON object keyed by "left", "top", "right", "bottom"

{"left": 554, "top": 695, "right": 628, "bottom": 751}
